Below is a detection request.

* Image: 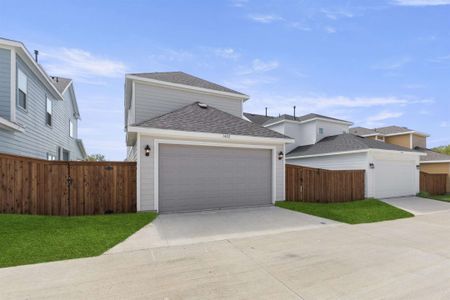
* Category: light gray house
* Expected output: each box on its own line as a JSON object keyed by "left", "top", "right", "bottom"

{"left": 0, "top": 38, "right": 86, "bottom": 160}
{"left": 125, "top": 72, "right": 294, "bottom": 213}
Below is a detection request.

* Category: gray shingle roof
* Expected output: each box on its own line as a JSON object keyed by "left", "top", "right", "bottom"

{"left": 415, "top": 147, "right": 450, "bottom": 162}
{"left": 50, "top": 76, "right": 72, "bottom": 94}
{"left": 263, "top": 113, "right": 351, "bottom": 126}
{"left": 130, "top": 72, "right": 247, "bottom": 96}
{"left": 372, "top": 125, "right": 414, "bottom": 135}
{"left": 349, "top": 126, "right": 378, "bottom": 136}
{"left": 243, "top": 113, "right": 275, "bottom": 125}
{"left": 134, "top": 102, "right": 290, "bottom": 139}
{"left": 287, "top": 133, "right": 419, "bottom": 157}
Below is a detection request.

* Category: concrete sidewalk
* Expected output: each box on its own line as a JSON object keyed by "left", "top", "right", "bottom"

{"left": 2, "top": 212, "right": 450, "bottom": 299}
{"left": 107, "top": 206, "right": 339, "bottom": 253}
{"left": 381, "top": 196, "right": 450, "bottom": 215}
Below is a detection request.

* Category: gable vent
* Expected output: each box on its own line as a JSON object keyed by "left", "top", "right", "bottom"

{"left": 198, "top": 103, "right": 208, "bottom": 109}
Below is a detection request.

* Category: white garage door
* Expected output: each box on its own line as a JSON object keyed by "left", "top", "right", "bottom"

{"left": 158, "top": 144, "right": 272, "bottom": 213}
{"left": 372, "top": 159, "right": 417, "bottom": 198}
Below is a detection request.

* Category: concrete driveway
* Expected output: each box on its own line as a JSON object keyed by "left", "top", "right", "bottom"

{"left": 381, "top": 196, "right": 450, "bottom": 215}
{"left": 107, "top": 206, "right": 339, "bottom": 253}
{"left": 2, "top": 211, "right": 450, "bottom": 299}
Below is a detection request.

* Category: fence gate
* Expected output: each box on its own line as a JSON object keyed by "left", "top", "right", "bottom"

{"left": 0, "top": 153, "right": 136, "bottom": 216}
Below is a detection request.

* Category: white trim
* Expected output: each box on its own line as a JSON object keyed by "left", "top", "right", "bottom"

{"left": 420, "top": 160, "right": 450, "bottom": 164}
{"left": 282, "top": 143, "right": 286, "bottom": 200}
{"left": 128, "top": 126, "right": 294, "bottom": 144}
{"left": 153, "top": 139, "right": 277, "bottom": 212}
{"left": 0, "top": 38, "right": 63, "bottom": 100}
{"left": 264, "top": 117, "right": 353, "bottom": 128}
{"left": 359, "top": 133, "right": 385, "bottom": 138}
{"left": 286, "top": 148, "right": 425, "bottom": 160}
{"left": 409, "top": 133, "right": 413, "bottom": 149}
{"left": 60, "top": 80, "right": 73, "bottom": 95}
{"left": 383, "top": 131, "right": 429, "bottom": 137}
{"left": 0, "top": 116, "right": 24, "bottom": 132}
{"left": 10, "top": 48, "right": 16, "bottom": 122}
{"left": 136, "top": 133, "right": 141, "bottom": 211}
{"left": 132, "top": 81, "right": 136, "bottom": 125}
{"left": 126, "top": 74, "right": 249, "bottom": 101}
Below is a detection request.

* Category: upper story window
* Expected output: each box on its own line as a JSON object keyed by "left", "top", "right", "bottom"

{"left": 17, "top": 69, "right": 27, "bottom": 109}
{"left": 319, "top": 127, "right": 324, "bottom": 134}
{"left": 46, "top": 97, "right": 52, "bottom": 126}
{"left": 69, "top": 119, "right": 74, "bottom": 138}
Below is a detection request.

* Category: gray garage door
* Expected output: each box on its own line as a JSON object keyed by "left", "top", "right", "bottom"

{"left": 159, "top": 144, "right": 272, "bottom": 213}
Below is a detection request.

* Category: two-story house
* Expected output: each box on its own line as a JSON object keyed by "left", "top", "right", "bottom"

{"left": 351, "top": 126, "right": 450, "bottom": 193}
{"left": 0, "top": 38, "right": 86, "bottom": 160}
{"left": 125, "top": 72, "right": 293, "bottom": 213}
{"left": 246, "top": 112, "right": 424, "bottom": 199}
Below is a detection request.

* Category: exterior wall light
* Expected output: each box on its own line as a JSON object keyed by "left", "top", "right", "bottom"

{"left": 369, "top": 163, "right": 375, "bottom": 169}
{"left": 145, "top": 145, "right": 151, "bottom": 157}
{"left": 416, "top": 165, "right": 420, "bottom": 170}
{"left": 278, "top": 151, "right": 284, "bottom": 160}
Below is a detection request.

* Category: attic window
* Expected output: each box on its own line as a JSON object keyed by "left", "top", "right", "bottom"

{"left": 198, "top": 103, "right": 208, "bottom": 109}
{"left": 319, "top": 128, "right": 324, "bottom": 134}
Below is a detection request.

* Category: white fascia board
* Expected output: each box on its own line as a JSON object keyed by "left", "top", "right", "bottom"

{"left": 420, "top": 160, "right": 450, "bottom": 164}
{"left": 0, "top": 116, "right": 25, "bottom": 132}
{"left": 127, "top": 126, "right": 295, "bottom": 145}
{"left": 0, "top": 38, "right": 64, "bottom": 101}
{"left": 360, "top": 133, "right": 385, "bottom": 137}
{"left": 286, "top": 148, "right": 424, "bottom": 160}
{"left": 126, "top": 74, "right": 249, "bottom": 101}
{"left": 264, "top": 117, "right": 352, "bottom": 128}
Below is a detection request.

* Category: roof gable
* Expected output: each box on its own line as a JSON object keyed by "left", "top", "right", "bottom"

{"left": 243, "top": 112, "right": 274, "bottom": 125}
{"left": 263, "top": 113, "right": 352, "bottom": 126}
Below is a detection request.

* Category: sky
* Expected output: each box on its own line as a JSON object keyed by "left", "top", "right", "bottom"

{"left": 1, "top": 0, "right": 449, "bottom": 160}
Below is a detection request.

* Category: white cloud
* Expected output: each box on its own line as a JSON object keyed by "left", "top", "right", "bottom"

{"left": 441, "top": 121, "right": 449, "bottom": 127}
{"left": 367, "top": 111, "right": 404, "bottom": 122}
{"left": 237, "top": 59, "right": 280, "bottom": 75}
{"left": 324, "top": 26, "right": 337, "bottom": 33}
{"left": 149, "top": 49, "right": 193, "bottom": 62}
{"left": 321, "top": 9, "right": 355, "bottom": 20}
{"left": 230, "top": 0, "right": 248, "bottom": 7}
{"left": 248, "top": 14, "right": 284, "bottom": 23}
{"left": 214, "top": 48, "right": 240, "bottom": 59}
{"left": 393, "top": 0, "right": 450, "bottom": 6}
{"left": 41, "top": 48, "right": 126, "bottom": 80}
{"left": 372, "top": 57, "right": 411, "bottom": 71}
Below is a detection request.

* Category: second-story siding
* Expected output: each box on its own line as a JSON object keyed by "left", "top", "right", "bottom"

{"left": 0, "top": 48, "right": 10, "bottom": 119}
{"left": 0, "top": 55, "right": 82, "bottom": 160}
{"left": 133, "top": 82, "right": 243, "bottom": 124}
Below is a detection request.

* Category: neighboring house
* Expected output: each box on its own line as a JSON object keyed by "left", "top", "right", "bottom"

{"left": 0, "top": 38, "right": 86, "bottom": 160}
{"left": 246, "top": 112, "right": 424, "bottom": 198}
{"left": 125, "top": 72, "right": 293, "bottom": 213}
{"left": 351, "top": 125, "right": 450, "bottom": 193}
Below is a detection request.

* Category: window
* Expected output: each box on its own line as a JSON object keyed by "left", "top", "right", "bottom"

{"left": 47, "top": 153, "right": 56, "bottom": 161}
{"left": 18, "top": 69, "right": 27, "bottom": 109}
{"left": 69, "top": 119, "right": 74, "bottom": 138}
{"left": 46, "top": 97, "right": 52, "bottom": 126}
{"left": 62, "top": 149, "right": 70, "bottom": 161}
{"left": 319, "top": 128, "right": 324, "bottom": 134}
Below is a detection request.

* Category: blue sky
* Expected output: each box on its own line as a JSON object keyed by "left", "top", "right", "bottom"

{"left": 1, "top": 0, "right": 449, "bottom": 160}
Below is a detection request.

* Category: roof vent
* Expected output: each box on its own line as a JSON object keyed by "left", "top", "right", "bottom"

{"left": 198, "top": 103, "right": 208, "bottom": 109}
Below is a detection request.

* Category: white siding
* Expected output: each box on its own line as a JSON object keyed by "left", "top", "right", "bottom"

{"left": 276, "top": 144, "right": 285, "bottom": 201}
{"left": 316, "top": 120, "right": 349, "bottom": 141}
{"left": 134, "top": 82, "right": 243, "bottom": 124}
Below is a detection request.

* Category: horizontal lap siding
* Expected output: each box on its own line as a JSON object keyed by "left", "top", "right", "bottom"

{"left": 0, "top": 48, "right": 10, "bottom": 119}
{"left": 285, "top": 164, "right": 365, "bottom": 202}
{"left": 134, "top": 82, "right": 243, "bottom": 124}
{"left": 0, "top": 56, "right": 83, "bottom": 160}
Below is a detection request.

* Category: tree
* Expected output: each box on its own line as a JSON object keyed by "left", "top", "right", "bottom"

{"left": 84, "top": 154, "right": 106, "bottom": 161}
{"left": 432, "top": 145, "right": 450, "bottom": 155}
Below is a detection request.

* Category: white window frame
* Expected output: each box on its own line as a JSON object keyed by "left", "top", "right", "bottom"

{"left": 46, "top": 97, "right": 52, "bottom": 126}
{"left": 319, "top": 127, "right": 324, "bottom": 134}
{"left": 69, "top": 119, "right": 74, "bottom": 138}
{"left": 17, "top": 69, "right": 27, "bottom": 110}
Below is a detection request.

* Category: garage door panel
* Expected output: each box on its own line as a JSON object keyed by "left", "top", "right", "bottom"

{"left": 159, "top": 144, "right": 272, "bottom": 212}
{"left": 373, "top": 159, "right": 416, "bottom": 198}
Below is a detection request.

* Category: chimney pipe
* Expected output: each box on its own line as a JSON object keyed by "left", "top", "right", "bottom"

{"left": 265, "top": 107, "right": 267, "bottom": 117}
{"left": 34, "top": 50, "right": 39, "bottom": 63}
{"left": 293, "top": 106, "right": 296, "bottom": 119}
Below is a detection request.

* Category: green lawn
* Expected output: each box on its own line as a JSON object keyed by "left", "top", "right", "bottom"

{"left": 276, "top": 199, "right": 413, "bottom": 224}
{"left": 0, "top": 212, "right": 158, "bottom": 268}
{"left": 417, "top": 192, "right": 450, "bottom": 203}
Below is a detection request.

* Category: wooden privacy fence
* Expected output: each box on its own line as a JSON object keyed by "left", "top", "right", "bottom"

{"left": 420, "top": 172, "right": 447, "bottom": 195}
{"left": 0, "top": 153, "right": 136, "bottom": 216}
{"left": 285, "top": 164, "right": 365, "bottom": 203}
